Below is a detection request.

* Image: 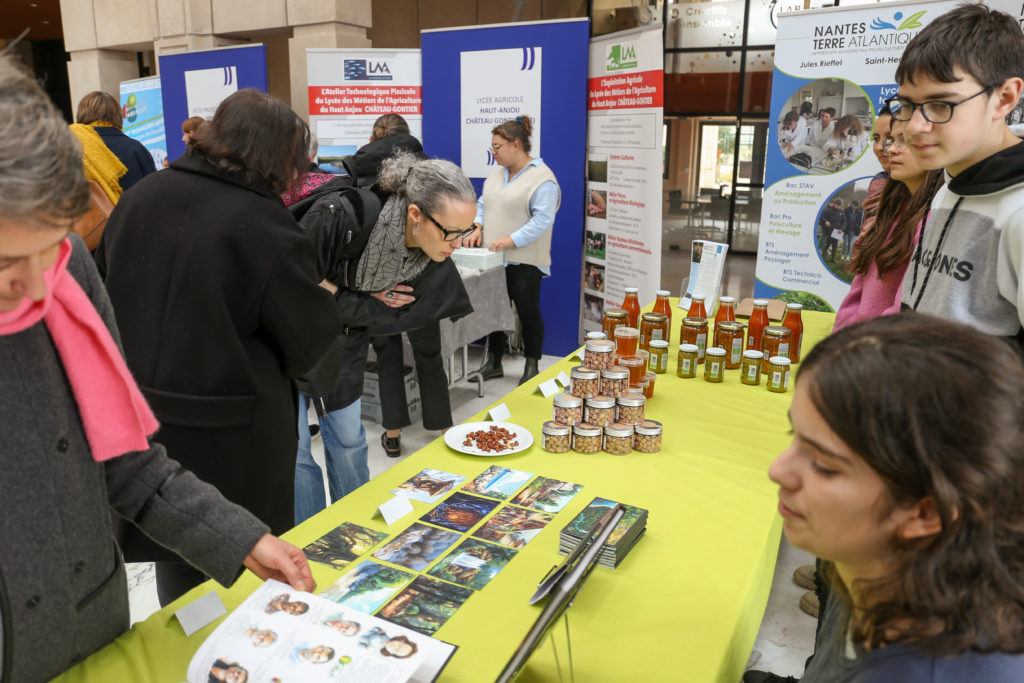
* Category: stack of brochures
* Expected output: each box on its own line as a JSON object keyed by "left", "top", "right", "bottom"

{"left": 558, "top": 497, "right": 647, "bottom": 569}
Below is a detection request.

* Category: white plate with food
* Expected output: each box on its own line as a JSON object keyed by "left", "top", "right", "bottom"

{"left": 444, "top": 421, "right": 534, "bottom": 456}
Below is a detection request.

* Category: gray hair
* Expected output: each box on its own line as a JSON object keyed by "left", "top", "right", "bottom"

{"left": 307, "top": 129, "right": 319, "bottom": 160}
{"left": 377, "top": 150, "right": 475, "bottom": 215}
{"left": 0, "top": 55, "right": 89, "bottom": 226}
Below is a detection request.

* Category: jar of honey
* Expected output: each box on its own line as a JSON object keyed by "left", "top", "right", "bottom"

{"left": 584, "top": 339, "right": 615, "bottom": 370}
{"left": 622, "top": 287, "right": 641, "bottom": 327}
{"left": 639, "top": 312, "right": 669, "bottom": 350}
{"left": 613, "top": 326, "right": 640, "bottom": 356}
{"left": 767, "top": 356, "right": 792, "bottom": 393}
{"left": 618, "top": 354, "right": 646, "bottom": 385}
{"left": 704, "top": 347, "right": 726, "bottom": 383}
{"left": 716, "top": 320, "right": 746, "bottom": 369}
{"left": 653, "top": 290, "right": 673, "bottom": 328}
{"left": 747, "top": 299, "right": 770, "bottom": 351}
{"left": 761, "top": 326, "right": 792, "bottom": 372}
{"left": 782, "top": 303, "right": 804, "bottom": 363}
{"left": 677, "top": 343, "right": 699, "bottom": 378}
{"left": 741, "top": 350, "right": 763, "bottom": 386}
{"left": 687, "top": 295, "right": 707, "bottom": 319}
{"left": 680, "top": 317, "right": 709, "bottom": 363}
{"left": 602, "top": 308, "right": 628, "bottom": 339}
{"left": 643, "top": 371, "right": 656, "bottom": 398}
{"left": 647, "top": 339, "right": 669, "bottom": 374}
{"left": 600, "top": 366, "right": 629, "bottom": 398}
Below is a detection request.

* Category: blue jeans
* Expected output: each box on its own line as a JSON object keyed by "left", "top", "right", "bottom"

{"left": 295, "top": 393, "right": 370, "bottom": 525}
{"left": 842, "top": 231, "right": 856, "bottom": 259}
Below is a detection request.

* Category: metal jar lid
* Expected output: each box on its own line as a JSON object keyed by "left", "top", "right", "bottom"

{"left": 641, "top": 312, "right": 668, "bottom": 323}
{"left": 678, "top": 343, "right": 699, "bottom": 353}
{"left": 634, "top": 419, "right": 663, "bottom": 436}
{"left": 717, "top": 321, "right": 745, "bottom": 333}
{"left": 572, "top": 422, "right": 602, "bottom": 437}
{"left": 604, "top": 308, "right": 628, "bottom": 319}
{"left": 586, "top": 331, "right": 607, "bottom": 340}
{"left": 542, "top": 420, "right": 571, "bottom": 436}
{"left": 601, "top": 366, "right": 629, "bottom": 380}
{"left": 553, "top": 392, "right": 583, "bottom": 408}
{"left": 617, "top": 393, "right": 646, "bottom": 407}
{"left": 752, "top": 298, "right": 769, "bottom": 307}
{"left": 604, "top": 422, "right": 635, "bottom": 438}
{"left": 585, "top": 339, "right": 615, "bottom": 353}
{"left": 743, "top": 349, "right": 764, "bottom": 360}
{"left": 585, "top": 395, "right": 616, "bottom": 409}
{"left": 706, "top": 347, "right": 727, "bottom": 358}
{"left": 768, "top": 356, "right": 792, "bottom": 367}
{"left": 649, "top": 339, "right": 670, "bottom": 350}
{"left": 570, "top": 366, "right": 599, "bottom": 380}
{"left": 683, "top": 317, "right": 708, "bottom": 328}
{"left": 764, "top": 325, "right": 791, "bottom": 339}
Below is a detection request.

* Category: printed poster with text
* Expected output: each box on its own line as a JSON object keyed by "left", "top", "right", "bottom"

{"left": 755, "top": 0, "right": 957, "bottom": 312}
{"left": 119, "top": 76, "right": 166, "bottom": 169}
{"left": 459, "top": 47, "right": 542, "bottom": 179}
{"left": 307, "top": 49, "right": 422, "bottom": 174}
{"left": 582, "top": 27, "right": 663, "bottom": 334}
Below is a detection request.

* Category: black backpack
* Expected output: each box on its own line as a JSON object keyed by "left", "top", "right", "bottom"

{"left": 289, "top": 176, "right": 384, "bottom": 288}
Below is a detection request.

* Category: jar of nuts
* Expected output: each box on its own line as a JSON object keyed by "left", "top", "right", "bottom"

{"left": 584, "top": 339, "right": 615, "bottom": 370}
{"left": 604, "top": 422, "right": 635, "bottom": 455}
{"left": 569, "top": 366, "right": 600, "bottom": 398}
{"left": 541, "top": 421, "right": 572, "bottom": 453}
{"left": 584, "top": 395, "right": 617, "bottom": 426}
{"left": 634, "top": 420, "right": 663, "bottom": 453}
{"left": 572, "top": 423, "right": 603, "bottom": 453}
{"left": 617, "top": 393, "right": 646, "bottom": 425}
{"left": 600, "top": 366, "right": 629, "bottom": 397}
{"left": 553, "top": 392, "right": 584, "bottom": 425}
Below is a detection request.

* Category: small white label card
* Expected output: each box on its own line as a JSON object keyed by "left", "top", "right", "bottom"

{"left": 576, "top": 348, "right": 585, "bottom": 361}
{"left": 533, "top": 379, "right": 560, "bottom": 397}
{"left": 375, "top": 495, "right": 414, "bottom": 525}
{"left": 488, "top": 402, "right": 512, "bottom": 421}
{"left": 555, "top": 371, "right": 571, "bottom": 387}
{"left": 175, "top": 590, "right": 227, "bottom": 636}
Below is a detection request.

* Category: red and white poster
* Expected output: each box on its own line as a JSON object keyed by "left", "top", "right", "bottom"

{"left": 582, "top": 26, "right": 664, "bottom": 334}
{"left": 306, "top": 49, "right": 422, "bottom": 173}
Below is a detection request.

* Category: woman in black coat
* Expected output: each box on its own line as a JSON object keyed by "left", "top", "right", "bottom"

{"left": 95, "top": 89, "right": 342, "bottom": 604}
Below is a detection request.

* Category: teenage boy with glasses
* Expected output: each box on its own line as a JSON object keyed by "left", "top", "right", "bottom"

{"left": 891, "top": 4, "right": 1024, "bottom": 348}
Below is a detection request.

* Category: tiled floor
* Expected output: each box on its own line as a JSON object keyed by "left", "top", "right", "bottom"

{"left": 127, "top": 241, "right": 819, "bottom": 680}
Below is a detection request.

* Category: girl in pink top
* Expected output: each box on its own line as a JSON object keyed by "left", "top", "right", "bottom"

{"left": 833, "top": 121, "right": 943, "bottom": 331}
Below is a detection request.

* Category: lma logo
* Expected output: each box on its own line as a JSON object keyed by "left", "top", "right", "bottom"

{"left": 343, "top": 59, "right": 393, "bottom": 81}
{"left": 606, "top": 43, "right": 638, "bottom": 72}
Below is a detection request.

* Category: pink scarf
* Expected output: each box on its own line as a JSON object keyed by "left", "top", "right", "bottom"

{"left": 0, "top": 239, "right": 158, "bottom": 461}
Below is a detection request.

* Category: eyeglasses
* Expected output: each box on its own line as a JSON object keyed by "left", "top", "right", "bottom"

{"left": 886, "top": 86, "right": 993, "bottom": 124}
{"left": 489, "top": 142, "right": 506, "bottom": 152}
{"left": 421, "top": 209, "right": 478, "bottom": 242}
{"left": 882, "top": 136, "right": 910, "bottom": 154}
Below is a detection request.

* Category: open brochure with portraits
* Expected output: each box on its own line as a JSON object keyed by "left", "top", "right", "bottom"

{"left": 187, "top": 579, "right": 456, "bottom": 683}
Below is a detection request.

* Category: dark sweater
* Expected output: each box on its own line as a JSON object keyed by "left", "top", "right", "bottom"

{"left": 92, "top": 125, "right": 157, "bottom": 192}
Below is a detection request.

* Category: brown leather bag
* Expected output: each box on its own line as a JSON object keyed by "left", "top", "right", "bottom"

{"left": 71, "top": 180, "right": 114, "bottom": 251}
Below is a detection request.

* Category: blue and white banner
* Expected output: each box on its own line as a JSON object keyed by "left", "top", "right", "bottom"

{"left": 157, "top": 44, "right": 267, "bottom": 162}
{"left": 754, "top": 0, "right": 958, "bottom": 312}
{"left": 422, "top": 18, "right": 590, "bottom": 357}
{"left": 119, "top": 76, "right": 166, "bottom": 168}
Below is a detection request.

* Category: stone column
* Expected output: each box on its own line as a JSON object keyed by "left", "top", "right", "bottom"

{"left": 66, "top": 49, "right": 140, "bottom": 114}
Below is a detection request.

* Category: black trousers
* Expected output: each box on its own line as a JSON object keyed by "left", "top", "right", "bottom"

{"left": 489, "top": 263, "right": 544, "bottom": 361}
{"left": 371, "top": 321, "right": 453, "bottom": 431}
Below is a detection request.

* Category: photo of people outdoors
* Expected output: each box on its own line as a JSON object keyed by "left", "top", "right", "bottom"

{"left": 777, "top": 78, "right": 872, "bottom": 175}
{"left": 585, "top": 230, "right": 606, "bottom": 259}
{"left": 814, "top": 177, "right": 870, "bottom": 283}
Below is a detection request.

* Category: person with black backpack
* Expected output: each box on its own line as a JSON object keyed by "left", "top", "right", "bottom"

{"left": 288, "top": 150, "right": 477, "bottom": 524}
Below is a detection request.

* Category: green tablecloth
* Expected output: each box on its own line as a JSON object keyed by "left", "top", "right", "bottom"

{"left": 55, "top": 309, "right": 835, "bottom": 683}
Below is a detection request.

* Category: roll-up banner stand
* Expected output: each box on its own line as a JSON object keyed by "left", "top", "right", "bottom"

{"left": 582, "top": 26, "right": 664, "bottom": 336}
{"left": 421, "top": 18, "right": 590, "bottom": 357}
{"left": 754, "top": 0, "right": 958, "bottom": 312}
{"left": 306, "top": 49, "right": 422, "bottom": 174}
{"left": 157, "top": 44, "right": 268, "bottom": 163}
{"left": 119, "top": 76, "right": 166, "bottom": 169}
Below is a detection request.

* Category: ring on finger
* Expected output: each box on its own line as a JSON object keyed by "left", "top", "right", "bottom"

{"left": 386, "top": 291, "right": 395, "bottom": 300}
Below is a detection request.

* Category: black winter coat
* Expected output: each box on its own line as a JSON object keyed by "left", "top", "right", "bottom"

{"left": 341, "top": 133, "right": 424, "bottom": 186}
{"left": 289, "top": 177, "right": 473, "bottom": 413}
{"left": 94, "top": 154, "right": 341, "bottom": 547}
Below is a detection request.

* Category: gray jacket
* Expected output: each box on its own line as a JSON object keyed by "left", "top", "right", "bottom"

{"left": 0, "top": 235, "right": 268, "bottom": 682}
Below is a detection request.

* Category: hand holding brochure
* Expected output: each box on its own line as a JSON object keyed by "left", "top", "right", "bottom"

{"left": 186, "top": 579, "right": 456, "bottom": 683}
